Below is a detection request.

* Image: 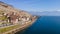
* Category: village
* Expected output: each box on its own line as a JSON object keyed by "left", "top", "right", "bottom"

{"left": 0, "top": 1, "right": 37, "bottom": 34}
{"left": 0, "top": 2, "right": 36, "bottom": 27}
{"left": 0, "top": 11, "right": 34, "bottom": 27}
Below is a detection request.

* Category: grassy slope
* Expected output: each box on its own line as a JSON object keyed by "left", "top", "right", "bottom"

{"left": 0, "top": 24, "right": 20, "bottom": 33}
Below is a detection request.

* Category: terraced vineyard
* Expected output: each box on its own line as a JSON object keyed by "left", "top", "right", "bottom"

{"left": 0, "top": 1, "right": 37, "bottom": 34}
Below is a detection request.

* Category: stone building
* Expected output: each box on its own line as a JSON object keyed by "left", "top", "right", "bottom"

{"left": 6, "top": 12, "right": 19, "bottom": 24}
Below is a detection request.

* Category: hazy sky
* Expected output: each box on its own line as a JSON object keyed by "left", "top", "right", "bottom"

{"left": 0, "top": 0, "right": 60, "bottom": 12}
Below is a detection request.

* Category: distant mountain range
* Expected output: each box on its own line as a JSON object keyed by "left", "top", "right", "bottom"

{"left": 27, "top": 11, "right": 60, "bottom": 16}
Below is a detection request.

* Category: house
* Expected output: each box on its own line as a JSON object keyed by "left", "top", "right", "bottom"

{"left": 6, "top": 12, "right": 19, "bottom": 24}
{"left": 9, "top": 15, "right": 18, "bottom": 24}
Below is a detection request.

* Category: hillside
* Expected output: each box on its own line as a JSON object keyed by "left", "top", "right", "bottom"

{"left": 0, "top": 1, "right": 37, "bottom": 27}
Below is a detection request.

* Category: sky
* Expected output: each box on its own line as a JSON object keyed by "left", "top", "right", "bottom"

{"left": 0, "top": 0, "right": 60, "bottom": 12}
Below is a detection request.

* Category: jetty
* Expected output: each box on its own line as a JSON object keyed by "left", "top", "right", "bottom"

{"left": 0, "top": 1, "right": 37, "bottom": 34}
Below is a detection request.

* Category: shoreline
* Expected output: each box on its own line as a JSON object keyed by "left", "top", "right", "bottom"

{"left": 15, "top": 16, "right": 38, "bottom": 34}
{"left": 2, "top": 16, "right": 38, "bottom": 34}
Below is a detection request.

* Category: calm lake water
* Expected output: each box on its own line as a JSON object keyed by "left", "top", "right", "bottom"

{"left": 16, "top": 16, "right": 60, "bottom": 34}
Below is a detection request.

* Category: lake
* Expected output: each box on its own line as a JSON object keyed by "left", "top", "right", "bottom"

{"left": 15, "top": 16, "right": 60, "bottom": 34}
